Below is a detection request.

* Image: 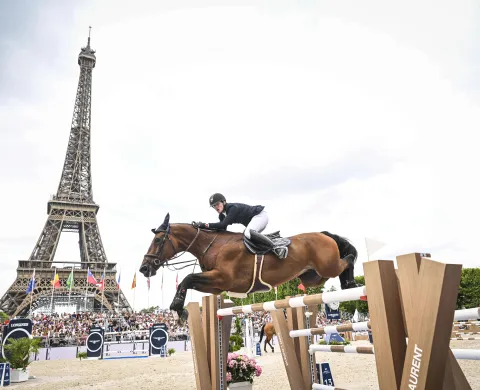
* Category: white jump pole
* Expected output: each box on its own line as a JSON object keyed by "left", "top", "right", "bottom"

{"left": 454, "top": 308, "right": 480, "bottom": 321}
{"left": 309, "top": 344, "right": 480, "bottom": 360}
{"left": 312, "top": 385, "right": 339, "bottom": 390}
{"left": 452, "top": 349, "right": 480, "bottom": 360}
{"left": 217, "top": 286, "right": 367, "bottom": 316}
{"left": 290, "top": 321, "right": 370, "bottom": 338}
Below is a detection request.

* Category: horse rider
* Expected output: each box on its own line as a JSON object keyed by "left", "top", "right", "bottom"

{"left": 194, "top": 193, "right": 272, "bottom": 244}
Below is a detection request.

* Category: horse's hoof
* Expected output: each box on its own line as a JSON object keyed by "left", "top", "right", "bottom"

{"left": 170, "top": 306, "right": 183, "bottom": 320}
{"left": 179, "top": 308, "right": 189, "bottom": 324}
{"left": 176, "top": 308, "right": 184, "bottom": 319}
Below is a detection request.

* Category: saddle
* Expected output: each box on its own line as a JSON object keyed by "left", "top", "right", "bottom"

{"left": 243, "top": 230, "right": 291, "bottom": 259}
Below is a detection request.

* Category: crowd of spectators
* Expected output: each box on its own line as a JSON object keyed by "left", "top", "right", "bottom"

{"left": 24, "top": 309, "right": 189, "bottom": 347}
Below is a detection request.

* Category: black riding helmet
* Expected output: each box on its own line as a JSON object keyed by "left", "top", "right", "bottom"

{"left": 209, "top": 193, "right": 226, "bottom": 207}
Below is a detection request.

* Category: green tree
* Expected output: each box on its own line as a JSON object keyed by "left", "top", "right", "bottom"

{"left": 140, "top": 306, "right": 158, "bottom": 314}
{"left": 457, "top": 268, "right": 480, "bottom": 309}
{"left": 339, "top": 276, "right": 368, "bottom": 315}
{"left": 229, "top": 317, "right": 244, "bottom": 352}
{"left": 0, "top": 311, "right": 9, "bottom": 322}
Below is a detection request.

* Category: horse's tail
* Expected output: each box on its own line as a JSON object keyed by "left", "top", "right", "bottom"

{"left": 321, "top": 231, "right": 358, "bottom": 266}
{"left": 259, "top": 324, "right": 266, "bottom": 343}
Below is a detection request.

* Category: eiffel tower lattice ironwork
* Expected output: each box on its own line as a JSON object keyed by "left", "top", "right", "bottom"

{"left": 0, "top": 31, "right": 132, "bottom": 316}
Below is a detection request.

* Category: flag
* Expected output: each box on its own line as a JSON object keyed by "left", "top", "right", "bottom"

{"left": 298, "top": 283, "right": 306, "bottom": 292}
{"left": 97, "top": 270, "right": 105, "bottom": 291}
{"left": 51, "top": 271, "right": 61, "bottom": 289}
{"left": 117, "top": 272, "right": 121, "bottom": 290}
{"left": 26, "top": 269, "right": 36, "bottom": 294}
{"left": 365, "top": 238, "right": 386, "bottom": 260}
{"left": 87, "top": 268, "right": 97, "bottom": 284}
{"left": 66, "top": 270, "right": 74, "bottom": 290}
{"left": 176, "top": 272, "right": 179, "bottom": 290}
{"left": 147, "top": 277, "right": 150, "bottom": 291}
{"left": 131, "top": 272, "right": 136, "bottom": 289}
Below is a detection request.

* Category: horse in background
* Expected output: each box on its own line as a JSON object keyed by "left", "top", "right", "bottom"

{"left": 259, "top": 322, "right": 276, "bottom": 353}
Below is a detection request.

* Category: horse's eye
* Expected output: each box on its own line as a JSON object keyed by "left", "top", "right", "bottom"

{"left": 154, "top": 238, "right": 161, "bottom": 244}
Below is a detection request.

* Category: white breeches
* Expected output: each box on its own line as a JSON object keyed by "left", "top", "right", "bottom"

{"left": 244, "top": 210, "right": 269, "bottom": 239}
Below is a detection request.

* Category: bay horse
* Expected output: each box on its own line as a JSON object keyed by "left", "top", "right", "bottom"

{"left": 140, "top": 213, "right": 358, "bottom": 320}
{"left": 259, "top": 322, "right": 276, "bottom": 353}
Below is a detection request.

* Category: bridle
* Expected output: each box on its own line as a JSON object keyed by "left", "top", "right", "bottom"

{"left": 143, "top": 224, "right": 216, "bottom": 271}
{"left": 143, "top": 224, "right": 200, "bottom": 265}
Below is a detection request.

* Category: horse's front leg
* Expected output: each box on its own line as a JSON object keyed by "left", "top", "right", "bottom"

{"left": 170, "top": 270, "right": 225, "bottom": 318}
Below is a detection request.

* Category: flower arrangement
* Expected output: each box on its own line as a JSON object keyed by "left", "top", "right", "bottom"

{"left": 226, "top": 352, "right": 262, "bottom": 384}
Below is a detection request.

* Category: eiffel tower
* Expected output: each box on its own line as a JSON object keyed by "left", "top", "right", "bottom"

{"left": 0, "top": 30, "right": 132, "bottom": 316}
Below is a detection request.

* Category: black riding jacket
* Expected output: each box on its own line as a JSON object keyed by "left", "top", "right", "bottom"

{"left": 207, "top": 202, "right": 265, "bottom": 230}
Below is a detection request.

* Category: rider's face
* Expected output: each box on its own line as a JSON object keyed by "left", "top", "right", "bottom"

{"left": 212, "top": 202, "right": 224, "bottom": 213}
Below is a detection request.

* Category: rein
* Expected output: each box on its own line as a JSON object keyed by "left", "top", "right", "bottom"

{"left": 165, "top": 259, "right": 198, "bottom": 271}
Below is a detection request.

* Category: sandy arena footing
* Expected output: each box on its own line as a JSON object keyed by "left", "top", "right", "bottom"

{"left": 13, "top": 340, "right": 480, "bottom": 390}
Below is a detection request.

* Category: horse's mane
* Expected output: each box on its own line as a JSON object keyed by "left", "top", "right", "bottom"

{"left": 171, "top": 223, "right": 243, "bottom": 238}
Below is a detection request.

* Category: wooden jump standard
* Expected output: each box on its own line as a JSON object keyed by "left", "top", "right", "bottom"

{"left": 187, "top": 259, "right": 404, "bottom": 389}
{"left": 307, "top": 253, "right": 474, "bottom": 389}
{"left": 187, "top": 254, "right": 473, "bottom": 390}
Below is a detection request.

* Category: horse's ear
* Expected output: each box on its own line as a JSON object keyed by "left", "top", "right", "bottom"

{"left": 156, "top": 212, "right": 171, "bottom": 232}
{"left": 151, "top": 228, "right": 156, "bottom": 234}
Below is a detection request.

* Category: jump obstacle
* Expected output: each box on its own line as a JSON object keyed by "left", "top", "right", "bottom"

{"left": 186, "top": 253, "right": 480, "bottom": 390}
{"left": 85, "top": 323, "right": 169, "bottom": 360}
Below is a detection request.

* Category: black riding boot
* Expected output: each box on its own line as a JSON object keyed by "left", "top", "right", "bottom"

{"left": 249, "top": 230, "right": 275, "bottom": 249}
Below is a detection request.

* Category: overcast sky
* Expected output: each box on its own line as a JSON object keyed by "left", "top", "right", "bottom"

{"left": 1, "top": 0, "right": 479, "bottom": 312}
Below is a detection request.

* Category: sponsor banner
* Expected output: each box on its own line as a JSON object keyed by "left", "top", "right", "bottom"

{"left": 150, "top": 323, "right": 168, "bottom": 357}
{"left": 2, "top": 318, "right": 33, "bottom": 360}
{"left": 325, "top": 304, "right": 341, "bottom": 320}
{"left": 86, "top": 327, "right": 104, "bottom": 359}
